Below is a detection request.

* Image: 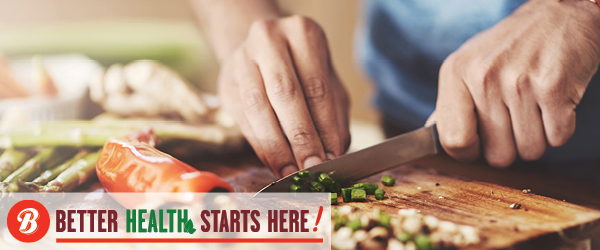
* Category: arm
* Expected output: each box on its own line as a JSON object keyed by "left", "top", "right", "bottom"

{"left": 190, "top": 0, "right": 351, "bottom": 178}
{"left": 429, "top": 0, "right": 600, "bottom": 166}
{"left": 190, "top": 0, "right": 280, "bottom": 62}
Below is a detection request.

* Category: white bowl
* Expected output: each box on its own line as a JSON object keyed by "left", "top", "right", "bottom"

{"left": 0, "top": 54, "right": 102, "bottom": 123}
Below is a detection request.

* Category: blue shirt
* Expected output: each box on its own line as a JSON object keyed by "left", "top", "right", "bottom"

{"left": 358, "top": 0, "right": 600, "bottom": 184}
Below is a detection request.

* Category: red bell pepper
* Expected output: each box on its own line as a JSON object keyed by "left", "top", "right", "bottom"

{"left": 96, "top": 129, "right": 233, "bottom": 193}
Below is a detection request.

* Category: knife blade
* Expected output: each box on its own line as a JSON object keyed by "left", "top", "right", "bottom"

{"left": 255, "top": 124, "right": 442, "bottom": 196}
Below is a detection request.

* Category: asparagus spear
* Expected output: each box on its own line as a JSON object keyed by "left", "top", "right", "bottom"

{"left": 0, "top": 149, "right": 31, "bottom": 181}
{"left": 44, "top": 150, "right": 100, "bottom": 192}
{"left": 3, "top": 147, "right": 77, "bottom": 183}
{"left": 0, "top": 180, "right": 40, "bottom": 193}
{"left": 32, "top": 150, "right": 89, "bottom": 184}
{"left": 0, "top": 121, "right": 242, "bottom": 149}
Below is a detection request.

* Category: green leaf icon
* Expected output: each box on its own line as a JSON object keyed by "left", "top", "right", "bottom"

{"left": 184, "top": 219, "right": 197, "bottom": 234}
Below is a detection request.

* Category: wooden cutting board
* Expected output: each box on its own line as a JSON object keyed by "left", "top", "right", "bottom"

{"left": 190, "top": 152, "right": 600, "bottom": 250}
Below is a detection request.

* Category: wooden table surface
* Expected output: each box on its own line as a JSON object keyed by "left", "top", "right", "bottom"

{"left": 186, "top": 151, "right": 600, "bottom": 250}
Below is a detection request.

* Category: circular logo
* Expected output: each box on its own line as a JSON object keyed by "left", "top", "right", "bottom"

{"left": 7, "top": 200, "right": 50, "bottom": 243}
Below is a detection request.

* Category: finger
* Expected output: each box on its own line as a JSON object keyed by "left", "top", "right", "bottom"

{"left": 218, "top": 65, "right": 267, "bottom": 169}
{"left": 475, "top": 93, "right": 517, "bottom": 168}
{"left": 539, "top": 98, "right": 576, "bottom": 148}
{"left": 248, "top": 27, "right": 326, "bottom": 170}
{"left": 436, "top": 63, "right": 480, "bottom": 162}
{"left": 234, "top": 51, "right": 299, "bottom": 178}
{"left": 505, "top": 78, "right": 546, "bottom": 161}
{"left": 282, "top": 17, "right": 343, "bottom": 159}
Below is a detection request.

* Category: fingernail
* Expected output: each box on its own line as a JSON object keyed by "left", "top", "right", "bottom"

{"left": 280, "top": 165, "right": 298, "bottom": 178}
{"left": 303, "top": 156, "right": 323, "bottom": 169}
{"left": 326, "top": 152, "right": 336, "bottom": 160}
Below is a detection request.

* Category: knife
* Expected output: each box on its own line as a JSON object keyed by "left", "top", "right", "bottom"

{"left": 255, "top": 124, "right": 442, "bottom": 196}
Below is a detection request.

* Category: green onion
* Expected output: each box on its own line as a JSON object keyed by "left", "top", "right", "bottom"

{"left": 289, "top": 184, "right": 302, "bottom": 192}
{"left": 375, "top": 188, "right": 386, "bottom": 200}
{"left": 310, "top": 182, "right": 326, "bottom": 192}
{"left": 351, "top": 182, "right": 367, "bottom": 189}
{"left": 414, "top": 234, "right": 432, "bottom": 250}
{"left": 329, "top": 181, "right": 341, "bottom": 193}
{"left": 397, "top": 232, "right": 412, "bottom": 243}
{"left": 379, "top": 212, "right": 391, "bottom": 228}
{"left": 334, "top": 215, "right": 347, "bottom": 231}
{"left": 318, "top": 173, "right": 333, "bottom": 188}
{"left": 341, "top": 188, "right": 352, "bottom": 202}
{"left": 351, "top": 189, "right": 367, "bottom": 202}
{"left": 331, "top": 193, "right": 338, "bottom": 205}
{"left": 298, "top": 170, "right": 311, "bottom": 178}
{"left": 346, "top": 219, "right": 362, "bottom": 231}
{"left": 381, "top": 175, "right": 396, "bottom": 186}
{"left": 293, "top": 176, "right": 306, "bottom": 185}
{"left": 365, "top": 183, "right": 378, "bottom": 195}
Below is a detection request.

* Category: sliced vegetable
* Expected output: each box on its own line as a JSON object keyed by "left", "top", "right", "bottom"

{"left": 309, "top": 181, "right": 326, "bottom": 192}
{"left": 318, "top": 173, "right": 333, "bottom": 188}
{"left": 292, "top": 176, "right": 306, "bottom": 185}
{"left": 414, "top": 234, "right": 433, "bottom": 250}
{"left": 347, "top": 219, "right": 362, "bottom": 231}
{"left": 96, "top": 129, "right": 233, "bottom": 194}
{"left": 365, "top": 183, "right": 378, "bottom": 195}
{"left": 331, "top": 193, "right": 338, "bottom": 205}
{"left": 351, "top": 182, "right": 367, "bottom": 190}
{"left": 379, "top": 211, "right": 391, "bottom": 228}
{"left": 375, "top": 188, "right": 386, "bottom": 200}
{"left": 333, "top": 215, "right": 347, "bottom": 231}
{"left": 289, "top": 184, "right": 303, "bottom": 192}
{"left": 382, "top": 175, "right": 396, "bottom": 186}
{"left": 341, "top": 188, "right": 352, "bottom": 202}
{"left": 351, "top": 189, "right": 367, "bottom": 202}
{"left": 397, "top": 231, "right": 413, "bottom": 243}
{"left": 329, "top": 181, "right": 341, "bottom": 193}
{"left": 298, "top": 170, "right": 311, "bottom": 178}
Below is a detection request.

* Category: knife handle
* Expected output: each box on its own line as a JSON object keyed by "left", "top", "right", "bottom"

{"left": 430, "top": 124, "right": 443, "bottom": 154}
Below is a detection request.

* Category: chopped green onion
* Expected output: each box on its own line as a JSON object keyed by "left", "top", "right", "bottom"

{"left": 351, "top": 189, "right": 367, "bottom": 202}
{"left": 333, "top": 215, "right": 347, "bottom": 231}
{"left": 341, "top": 188, "right": 352, "bottom": 202}
{"left": 298, "top": 170, "right": 311, "bottom": 178}
{"left": 318, "top": 173, "right": 333, "bottom": 188}
{"left": 293, "top": 176, "right": 306, "bottom": 185}
{"left": 310, "top": 182, "right": 326, "bottom": 192}
{"left": 329, "top": 181, "right": 341, "bottom": 193}
{"left": 289, "top": 184, "right": 302, "bottom": 192}
{"left": 347, "top": 219, "right": 362, "bottom": 231}
{"left": 375, "top": 188, "right": 386, "bottom": 200}
{"left": 365, "top": 183, "right": 379, "bottom": 195}
{"left": 351, "top": 182, "right": 367, "bottom": 189}
{"left": 379, "top": 212, "right": 391, "bottom": 228}
{"left": 397, "top": 232, "right": 412, "bottom": 243}
{"left": 414, "top": 234, "right": 432, "bottom": 250}
{"left": 381, "top": 175, "right": 396, "bottom": 186}
{"left": 331, "top": 193, "right": 338, "bottom": 205}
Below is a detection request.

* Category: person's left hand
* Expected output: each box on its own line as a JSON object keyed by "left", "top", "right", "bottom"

{"left": 427, "top": 0, "right": 600, "bottom": 167}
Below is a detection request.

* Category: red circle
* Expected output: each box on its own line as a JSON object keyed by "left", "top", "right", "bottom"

{"left": 7, "top": 200, "right": 51, "bottom": 243}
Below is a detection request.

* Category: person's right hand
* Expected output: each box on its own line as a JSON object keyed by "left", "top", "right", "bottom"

{"left": 217, "top": 15, "right": 351, "bottom": 178}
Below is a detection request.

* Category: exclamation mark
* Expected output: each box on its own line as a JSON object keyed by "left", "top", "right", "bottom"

{"left": 313, "top": 206, "right": 323, "bottom": 232}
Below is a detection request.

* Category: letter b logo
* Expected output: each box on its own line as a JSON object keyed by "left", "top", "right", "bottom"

{"left": 7, "top": 200, "right": 50, "bottom": 243}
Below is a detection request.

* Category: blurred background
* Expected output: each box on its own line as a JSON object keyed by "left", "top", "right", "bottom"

{"left": 0, "top": 0, "right": 378, "bottom": 123}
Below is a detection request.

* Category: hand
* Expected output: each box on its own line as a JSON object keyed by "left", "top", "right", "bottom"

{"left": 429, "top": 0, "right": 600, "bottom": 167}
{"left": 218, "top": 16, "right": 351, "bottom": 177}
